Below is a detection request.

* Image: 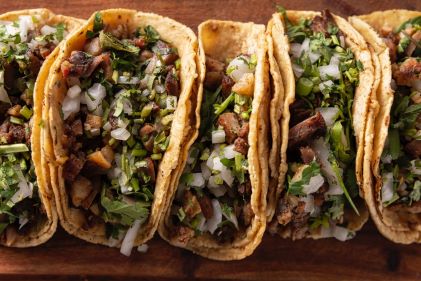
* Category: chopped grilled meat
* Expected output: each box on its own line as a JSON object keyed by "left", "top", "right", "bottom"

{"left": 70, "top": 119, "right": 83, "bottom": 136}
{"left": 300, "top": 146, "right": 316, "bottom": 164}
{"left": 162, "top": 52, "right": 179, "bottom": 66}
{"left": 221, "top": 74, "right": 235, "bottom": 97}
{"left": 291, "top": 201, "right": 309, "bottom": 240}
{"left": 86, "top": 145, "right": 115, "bottom": 171}
{"left": 289, "top": 99, "right": 313, "bottom": 126}
{"left": 138, "top": 157, "right": 156, "bottom": 183}
{"left": 241, "top": 203, "right": 253, "bottom": 227}
{"left": 238, "top": 122, "right": 249, "bottom": 138}
{"left": 238, "top": 180, "right": 252, "bottom": 196}
{"left": 9, "top": 124, "right": 26, "bottom": 144}
{"left": 217, "top": 112, "right": 241, "bottom": 144}
{"left": 3, "top": 62, "right": 19, "bottom": 93}
{"left": 63, "top": 153, "right": 86, "bottom": 182}
{"left": 234, "top": 137, "right": 248, "bottom": 155}
{"left": 7, "top": 105, "right": 22, "bottom": 117}
{"left": 61, "top": 51, "right": 111, "bottom": 79}
{"left": 404, "top": 140, "right": 421, "bottom": 158}
{"left": 204, "top": 71, "right": 223, "bottom": 90}
{"left": 139, "top": 124, "right": 157, "bottom": 152}
{"left": 0, "top": 121, "right": 12, "bottom": 144}
{"left": 140, "top": 50, "right": 154, "bottom": 61}
{"left": 405, "top": 30, "right": 421, "bottom": 57}
{"left": 70, "top": 176, "right": 100, "bottom": 209}
{"left": 27, "top": 50, "right": 42, "bottom": 76}
{"left": 392, "top": 57, "right": 421, "bottom": 87}
{"left": 165, "top": 68, "right": 180, "bottom": 97}
{"left": 84, "top": 114, "right": 102, "bottom": 135}
{"left": 232, "top": 73, "right": 254, "bottom": 97}
{"left": 206, "top": 56, "right": 225, "bottom": 73}
{"left": 197, "top": 194, "right": 213, "bottom": 219}
{"left": 310, "top": 10, "right": 335, "bottom": 36}
{"left": 215, "top": 224, "right": 236, "bottom": 243}
{"left": 277, "top": 196, "right": 293, "bottom": 225}
{"left": 288, "top": 112, "right": 327, "bottom": 149}
{"left": 182, "top": 190, "right": 202, "bottom": 219}
{"left": 133, "top": 37, "right": 146, "bottom": 48}
{"left": 388, "top": 200, "right": 421, "bottom": 214}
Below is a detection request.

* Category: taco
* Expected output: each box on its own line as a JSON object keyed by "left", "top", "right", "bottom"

{"left": 158, "top": 20, "right": 269, "bottom": 260}
{"left": 0, "top": 9, "right": 82, "bottom": 247}
{"left": 267, "top": 9, "right": 372, "bottom": 240}
{"left": 43, "top": 9, "right": 198, "bottom": 255}
{"left": 350, "top": 10, "right": 421, "bottom": 243}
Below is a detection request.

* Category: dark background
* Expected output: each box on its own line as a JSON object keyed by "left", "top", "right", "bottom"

{"left": 0, "top": 1, "right": 420, "bottom": 280}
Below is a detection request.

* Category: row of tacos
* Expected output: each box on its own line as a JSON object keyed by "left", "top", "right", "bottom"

{"left": 0, "top": 7, "right": 419, "bottom": 259}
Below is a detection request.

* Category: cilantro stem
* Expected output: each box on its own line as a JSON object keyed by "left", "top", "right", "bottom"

{"left": 214, "top": 92, "right": 235, "bottom": 117}
{"left": 0, "top": 144, "right": 29, "bottom": 154}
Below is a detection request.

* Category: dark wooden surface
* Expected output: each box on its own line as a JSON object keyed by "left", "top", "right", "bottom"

{"left": 0, "top": 1, "right": 420, "bottom": 280}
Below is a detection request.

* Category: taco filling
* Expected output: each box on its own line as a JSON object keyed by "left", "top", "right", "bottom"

{"left": 0, "top": 15, "right": 69, "bottom": 241}
{"left": 58, "top": 13, "right": 181, "bottom": 242}
{"left": 169, "top": 53, "right": 256, "bottom": 244}
{"left": 378, "top": 16, "right": 421, "bottom": 212}
{"left": 269, "top": 10, "right": 363, "bottom": 240}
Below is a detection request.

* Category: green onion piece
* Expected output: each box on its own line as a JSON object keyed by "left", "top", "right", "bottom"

{"left": 234, "top": 154, "right": 243, "bottom": 172}
{"left": 130, "top": 177, "right": 140, "bottom": 192}
{"left": 132, "top": 148, "right": 147, "bottom": 158}
{"left": 151, "top": 153, "right": 162, "bottom": 160}
{"left": 175, "top": 59, "right": 181, "bottom": 70}
{"left": 10, "top": 116, "right": 24, "bottom": 125}
{"left": 99, "top": 31, "right": 140, "bottom": 54}
{"left": 19, "top": 106, "right": 33, "bottom": 120}
{"left": 389, "top": 129, "right": 401, "bottom": 160}
{"left": 161, "top": 114, "right": 174, "bottom": 126}
{"left": 214, "top": 93, "right": 235, "bottom": 117}
{"left": 126, "top": 136, "right": 136, "bottom": 148}
{"left": 141, "top": 103, "right": 154, "bottom": 118}
{"left": 296, "top": 77, "right": 313, "bottom": 97}
{"left": 0, "top": 144, "right": 29, "bottom": 154}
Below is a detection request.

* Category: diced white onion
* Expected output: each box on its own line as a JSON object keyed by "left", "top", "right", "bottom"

{"left": 220, "top": 167, "right": 234, "bottom": 187}
{"left": 212, "top": 130, "right": 225, "bottom": 144}
{"left": 208, "top": 185, "right": 227, "bottom": 197}
{"left": 222, "top": 209, "right": 239, "bottom": 230}
{"left": 319, "top": 225, "right": 333, "bottom": 238}
{"left": 206, "top": 149, "right": 219, "bottom": 170}
{"left": 120, "top": 219, "right": 143, "bottom": 256}
{"left": 166, "top": 96, "right": 178, "bottom": 110}
{"left": 319, "top": 64, "right": 340, "bottom": 81}
{"left": 197, "top": 215, "right": 207, "bottom": 232}
{"left": 107, "top": 167, "right": 122, "bottom": 179}
{"left": 205, "top": 199, "right": 222, "bottom": 234}
{"left": 300, "top": 195, "right": 315, "bottom": 214}
{"left": 122, "top": 98, "right": 133, "bottom": 115}
{"left": 309, "top": 52, "right": 321, "bottom": 63}
{"left": 154, "top": 84, "right": 165, "bottom": 94}
{"left": 330, "top": 54, "right": 340, "bottom": 66}
{"left": 18, "top": 16, "right": 34, "bottom": 42}
{"left": 103, "top": 121, "right": 112, "bottom": 131}
{"left": 332, "top": 225, "right": 353, "bottom": 241}
{"left": 145, "top": 56, "right": 157, "bottom": 74}
{"left": 190, "top": 173, "right": 205, "bottom": 187}
{"left": 381, "top": 172, "right": 394, "bottom": 203}
{"left": 62, "top": 95, "right": 80, "bottom": 120}
{"left": 212, "top": 156, "right": 224, "bottom": 172}
{"left": 302, "top": 174, "right": 325, "bottom": 194}
{"left": 137, "top": 244, "right": 149, "bottom": 253}
{"left": 290, "top": 43, "right": 302, "bottom": 58}
{"left": 118, "top": 76, "right": 140, "bottom": 85}
{"left": 85, "top": 83, "right": 106, "bottom": 112}
{"left": 410, "top": 160, "right": 421, "bottom": 176}
{"left": 0, "top": 86, "right": 11, "bottom": 104}
{"left": 319, "top": 80, "right": 334, "bottom": 92}
{"left": 227, "top": 55, "right": 253, "bottom": 82}
{"left": 40, "top": 25, "right": 56, "bottom": 36}
{"left": 223, "top": 144, "right": 239, "bottom": 159}
{"left": 316, "top": 107, "right": 339, "bottom": 128}
{"left": 299, "top": 38, "right": 310, "bottom": 56}
{"left": 381, "top": 154, "right": 392, "bottom": 164}
{"left": 67, "top": 85, "right": 82, "bottom": 99}
{"left": 200, "top": 162, "right": 211, "bottom": 180}
{"left": 292, "top": 63, "right": 304, "bottom": 78}
{"left": 111, "top": 127, "right": 131, "bottom": 141}
{"left": 10, "top": 169, "right": 33, "bottom": 204}
{"left": 5, "top": 24, "right": 19, "bottom": 36}
{"left": 312, "top": 138, "right": 344, "bottom": 195}
{"left": 18, "top": 215, "right": 29, "bottom": 230}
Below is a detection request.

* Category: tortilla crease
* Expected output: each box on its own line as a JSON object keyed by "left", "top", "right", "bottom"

{"left": 43, "top": 9, "right": 198, "bottom": 247}
{"left": 267, "top": 11, "right": 372, "bottom": 238}
{"left": 0, "top": 9, "right": 82, "bottom": 247}
{"left": 158, "top": 20, "right": 270, "bottom": 260}
{"left": 353, "top": 10, "right": 421, "bottom": 243}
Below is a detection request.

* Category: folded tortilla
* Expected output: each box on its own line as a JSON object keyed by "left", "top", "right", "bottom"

{"left": 158, "top": 20, "right": 270, "bottom": 260}
{"left": 350, "top": 10, "right": 421, "bottom": 243}
{"left": 267, "top": 10, "right": 371, "bottom": 239}
{"left": 42, "top": 9, "right": 198, "bottom": 250}
{"left": 0, "top": 9, "right": 82, "bottom": 247}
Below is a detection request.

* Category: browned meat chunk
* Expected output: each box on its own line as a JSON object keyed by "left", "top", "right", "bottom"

{"left": 383, "top": 36, "right": 398, "bottom": 63}
{"left": 70, "top": 119, "right": 83, "bottom": 136}
{"left": 204, "top": 71, "right": 223, "bottom": 90}
{"left": 217, "top": 112, "right": 241, "bottom": 144}
{"left": 405, "top": 140, "right": 421, "bottom": 158}
{"left": 140, "top": 50, "right": 154, "bottom": 61}
{"left": 70, "top": 176, "right": 100, "bottom": 209}
{"left": 277, "top": 197, "right": 293, "bottom": 225}
{"left": 238, "top": 122, "right": 249, "bottom": 138}
{"left": 163, "top": 52, "right": 179, "bottom": 66}
{"left": 133, "top": 37, "right": 146, "bottom": 48}
{"left": 165, "top": 68, "right": 180, "bottom": 97}
{"left": 27, "top": 50, "right": 42, "bottom": 76}
{"left": 206, "top": 56, "right": 225, "bottom": 73}
{"left": 241, "top": 203, "right": 254, "bottom": 227}
{"left": 86, "top": 145, "right": 115, "bottom": 172}
{"left": 288, "top": 112, "right": 327, "bottom": 149}
{"left": 139, "top": 124, "right": 157, "bottom": 152}
{"left": 182, "top": 190, "right": 201, "bottom": 219}
{"left": 289, "top": 99, "right": 313, "bottom": 127}
{"left": 388, "top": 200, "right": 421, "bottom": 214}
{"left": 310, "top": 10, "right": 335, "bottom": 36}
{"left": 138, "top": 157, "right": 156, "bottom": 183}
{"left": 0, "top": 121, "right": 12, "bottom": 144}
{"left": 392, "top": 58, "right": 421, "bottom": 87}
{"left": 300, "top": 146, "right": 316, "bottom": 164}
{"left": 84, "top": 114, "right": 102, "bottom": 135}
{"left": 64, "top": 153, "right": 86, "bottom": 182}
{"left": 405, "top": 31, "right": 421, "bottom": 57}
{"left": 234, "top": 137, "right": 248, "bottom": 155}
{"left": 3, "top": 62, "right": 19, "bottom": 93}
{"left": 61, "top": 51, "right": 111, "bottom": 79}
{"left": 238, "top": 181, "right": 252, "bottom": 196}
{"left": 197, "top": 195, "right": 213, "bottom": 219}
{"left": 7, "top": 105, "right": 22, "bottom": 117}
{"left": 221, "top": 74, "right": 235, "bottom": 97}
{"left": 9, "top": 124, "right": 26, "bottom": 144}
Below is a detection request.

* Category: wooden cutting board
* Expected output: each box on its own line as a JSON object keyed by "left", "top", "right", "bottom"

{"left": 0, "top": 1, "right": 420, "bottom": 280}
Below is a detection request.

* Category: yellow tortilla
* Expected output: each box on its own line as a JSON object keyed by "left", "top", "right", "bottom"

{"left": 267, "top": 11, "right": 372, "bottom": 238}
{"left": 352, "top": 10, "right": 421, "bottom": 243}
{"left": 0, "top": 9, "right": 82, "bottom": 247}
{"left": 43, "top": 9, "right": 198, "bottom": 247}
{"left": 158, "top": 19, "right": 270, "bottom": 260}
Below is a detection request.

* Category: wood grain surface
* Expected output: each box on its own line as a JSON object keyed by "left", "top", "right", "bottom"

{"left": 0, "top": 1, "right": 420, "bottom": 280}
